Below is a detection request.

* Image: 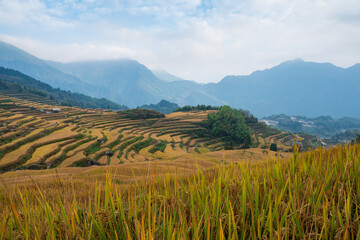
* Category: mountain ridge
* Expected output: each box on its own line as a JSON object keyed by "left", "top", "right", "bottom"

{"left": 1, "top": 41, "right": 359, "bottom": 118}
{"left": 48, "top": 59, "right": 222, "bottom": 107}
{"left": 0, "top": 67, "right": 127, "bottom": 110}
{"left": 0, "top": 41, "right": 113, "bottom": 99}
{"left": 204, "top": 59, "right": 360, "bottom": 118}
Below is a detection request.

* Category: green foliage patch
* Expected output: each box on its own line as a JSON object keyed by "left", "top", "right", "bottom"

{"left": 175, "top": 104, "right": 220, "bottom": 112}
{"left": 126, "top": 138, "right": 155, "bottom": 158}
{"left": 148, "top": 140, "right": 167, "bottom": 154}
{"left": 195, "top": 106, "right": 252, "bottom": 149}
{"left": 118, "top": 109, "right": 165, "bottom": 120}
{"left": 116, "top": 136, "right": 144, "bottom": 159}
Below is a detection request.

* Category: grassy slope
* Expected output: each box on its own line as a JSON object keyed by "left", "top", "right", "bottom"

{"left": 0, "top": 143, "right": 359, "bottom": 239}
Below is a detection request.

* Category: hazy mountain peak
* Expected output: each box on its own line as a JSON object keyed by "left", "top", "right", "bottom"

{"left": 282, "top": 58, "right": 305, "bottom": 64}
{"left": 348, "top": 63, "right": 360, "bottom": 70}
{"left": 0, "top": 40, "right": 45, "bottom": 64}
{"left": 1, "top": 41, "right": 359, "bottom": 118}
{"left": 152, "top": 69, "right": 186, "bottom": 82}
{"left": 206, "top": 59, "right": 360, "bottom": 118}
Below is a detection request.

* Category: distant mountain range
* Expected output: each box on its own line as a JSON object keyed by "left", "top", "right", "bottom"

{"left": 151, "top": 69, "right": 187, "bottom": 82}
{"left": 204, "top": 59, "right": 360, "bottom": 118}
{"left": 0, "top": 41, "right": 111, "bottom": 98}
{"left": 1, "top": 41, "right": 360, "bottom": 118}
{"left": 46, "top": 60, "right": 219, "bottom": 108}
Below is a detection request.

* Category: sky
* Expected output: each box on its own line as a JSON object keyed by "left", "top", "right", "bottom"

{"left": 0, "top": 0, "right": 359, "bottom": 83}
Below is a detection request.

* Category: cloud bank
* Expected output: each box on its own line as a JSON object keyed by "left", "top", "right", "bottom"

{"left": 0, "top": 0, "right": 359, "bottom": 83}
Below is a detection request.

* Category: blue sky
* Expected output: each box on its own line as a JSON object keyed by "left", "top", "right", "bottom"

{"left": 0, "top": 0, "right": 359, "bottom": 83}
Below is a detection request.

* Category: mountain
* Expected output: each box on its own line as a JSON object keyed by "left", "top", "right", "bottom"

{"left": 203, "top": 59, "right": 360, "bottom": 118}
{"left": 0, "top": 41, "right": 109, "bottom": 98}
{"left": 0, "top": 41, "right": 220, "bottom": 107}
{"left": 137, "top": 99, "right": 180, "bottom": 114}
{"left": 2, "top": 41, "right": 359, "bottom": 118}
{"left": 0, "top": 67, "right": 127, "bottom": 110}
{"left": 152, "top": 69, "right": 187, "bottom": 82}
{"left": 48, "top": 60, "right": 223, "bottom": 107}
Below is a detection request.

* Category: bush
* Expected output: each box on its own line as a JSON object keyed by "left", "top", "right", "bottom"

{"left": 138, "top": 100, "right": 179, "bottom": 114}
{"left": 118, "top": 109, "right": 165, "bottom": 119}
{"left": 197, "top": 106, "right": 252, "bottom": 148}
{"left": 270, "top": 143, "right": 277, "bottom": 151}
{"left": 175, "top": 105, "right": 220, "bottom": 112}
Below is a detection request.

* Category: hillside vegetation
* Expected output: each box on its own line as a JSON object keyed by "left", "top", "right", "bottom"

{"left": 194, "top": 106, "right": 252, "bottom": 149}
{"left": 137, "top": 99, "right": 179, "bottom": 114}
{"left": 0, "top": 67, "right": 127, "bottom": 110}
{"left": 175, "top": 104, "right": 220, "bottom": 112}
{"left": 0, "top": 95, "right": 313, "bottom": 174}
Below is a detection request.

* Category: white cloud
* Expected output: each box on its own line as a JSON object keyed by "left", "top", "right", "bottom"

{"left": 0, "top": 34, "right": 135, "bottom": 62}
{"left": 0, "top": 0, "right": 73, "bottom": 28}
{"left": 0, "top": 0, "right": 359, "bottom": 82}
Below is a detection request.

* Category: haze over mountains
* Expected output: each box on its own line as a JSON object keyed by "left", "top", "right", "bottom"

{"left": 47, "top": 60, "right": 220, "bottom": 108}
{"left": 0, "top": 41, "right": 359, "bottom": 118}
{"left": 0, "top": 41, "right": 109, "bottom": 97}
{"left": 205, "top": 59, "right": 360, "bottom": 118}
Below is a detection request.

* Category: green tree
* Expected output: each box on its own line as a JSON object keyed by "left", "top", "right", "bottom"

{"left": 200, "top": 106, "right": 252, "bottom": 148}
{"left": 270, "top": 143, "right": 277, "bottom": 151}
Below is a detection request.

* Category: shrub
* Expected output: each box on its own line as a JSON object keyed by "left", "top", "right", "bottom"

{"left": 118, "top": 109, "right": 165, "bottom": 119}
{"left": 174, "top": 104, "right": 220, "bottom": 112}
{"left": 197, "top": 106, "right": 252, "bottom": 148}
{"left": 270, "top": 143, "right": 277, "bottom": 151}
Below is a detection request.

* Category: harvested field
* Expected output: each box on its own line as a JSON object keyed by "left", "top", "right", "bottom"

{"left": 0, "top": 94, "right": 301, "bottom": 175}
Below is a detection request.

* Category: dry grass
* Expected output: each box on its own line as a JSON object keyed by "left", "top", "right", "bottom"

{"left": 1, "top": 144, "right": 359, "bottom": 239}
{"left": 0, "top": 129, "right": 43, "bottom": 150}
{"left": 25, "top": 141, "right": 67, "bottom": 166}
{"left": 0, "top": 143, "right": 35, "bottom": 166}
{"left": 59, "top": 151, "right": 85, "bottom": 168}
{"left": 66, "top": 140, "right": 95, "bottom": 157}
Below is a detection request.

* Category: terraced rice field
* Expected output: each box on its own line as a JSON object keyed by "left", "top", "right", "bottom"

{"left": 0, "top": 94, "right": 298, "bottom": 175}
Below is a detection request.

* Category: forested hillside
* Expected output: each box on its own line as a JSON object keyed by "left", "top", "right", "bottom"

{"left": 0, "top": 67, "right": 127, "bottom": 110}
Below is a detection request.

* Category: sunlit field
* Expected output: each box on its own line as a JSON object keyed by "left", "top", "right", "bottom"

{"left": 1, "top": 143, "right": 359, "bottom": 239}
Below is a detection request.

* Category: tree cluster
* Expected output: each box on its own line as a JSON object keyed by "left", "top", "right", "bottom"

{"left": 138, "top": 100, "right": 179, "bottom": 114}
{"left": 118, "top": 109, "right": 165, "bottom": 120}
{"left": 175, "top": 105, "right": 220, "bottom": 112}
{"left": 197, "top": 106, "right": 252, "bottom": 149}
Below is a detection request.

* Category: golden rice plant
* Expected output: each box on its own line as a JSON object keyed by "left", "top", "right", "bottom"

{"left": 0, "top": 143, "right": 359, "bottom": 239}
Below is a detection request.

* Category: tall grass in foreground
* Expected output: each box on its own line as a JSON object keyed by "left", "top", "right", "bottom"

{"left": 1, "top": 143, "right": 360, "bottom": 239}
